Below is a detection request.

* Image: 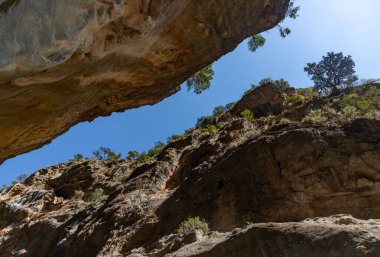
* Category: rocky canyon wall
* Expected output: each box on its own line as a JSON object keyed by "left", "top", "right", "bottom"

{"left": 0, "top": 0, "right": 289, "bottom": 163}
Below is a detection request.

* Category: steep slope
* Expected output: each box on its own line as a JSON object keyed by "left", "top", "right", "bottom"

{"left": 0, "top": 0, "right": 289, "bottom": 163}
{"left": 1, "top": 84, "right": 380, "bottom": 256}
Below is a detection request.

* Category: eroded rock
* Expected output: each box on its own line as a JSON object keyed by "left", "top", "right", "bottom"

{"left": 1, "top": 85, "right": 380, "bottom": 256}
{"left": 0, "top": 0, "right": 290, "bottom": 163}
{"left": 165, "top": 216, "right": 380, "bottom": 257}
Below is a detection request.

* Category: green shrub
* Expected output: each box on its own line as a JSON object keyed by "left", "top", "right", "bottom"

{"left": 167, "top": 134, "right": 183, "bottom": 142}
{"left": 147, "top": 141, "right": 166, "bottom": 157}
{"left": 71, "top": 154, "right": 84, "bottom": 162}
{"left": 321, "top": 105, "right": 339, "bottom": 118}
{"left": 200, "top": 125, "right": 218, "bottom": 134}
{"left": 117, "top": 174, "right": 131, "bottom": 183}
{"left": 341, "top": 106, "right": 359, "bottom": 120}
{"left": 87, "top": 188, "right": 104, "bottom": 205}
{"left": 302, "top": 103, "right": 363, "bottom": 123}
{"left": 136, "top": 152, "right": 155, "bottom": 163}
{"left": 355, "top": 99, "right": 373, "bottom": 114}
{"left": 177, "top": 217, "right": 209, "bottom": 235}
{"left": 367, "top": 86, "right": 380, "bottom": 96}
{"left": 252, "top": 77, "right": 291, "bottom": 92}
{"left": 240, "top": 109, "right": 254, "bottom": 122}
{"left": 284, "top": 95, "right": 304, "bottom": 107}
{"left": 195, "top": 115, "right": 213, "bottom": 129}
{"left": 74, "top": 190, "right": 85, "bottom": 200}
{"left": 296, "top": 88, "right": 319, "bottom": 98}
{"left": 280, "top": 118, "right": 291, "bottom": 124}
{"left": 340, "top": 94, "right": 374, "bottom": 115}
{"left": 372, "top": 98, "right": 380, "bottom": 109}
{"left": 302, "top": 109, "right": 327, "bottom": 123}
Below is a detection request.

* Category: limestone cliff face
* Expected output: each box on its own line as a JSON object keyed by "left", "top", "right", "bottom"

{"left": 1, "top": 84, "right": 380, "bottom": 256}
{"left": 0, "top": 0, "right": 289, "bottom": 163}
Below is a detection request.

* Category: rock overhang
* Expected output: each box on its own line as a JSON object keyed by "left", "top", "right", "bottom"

{"left": 0, "top": 0, "right": 290, "bottom": 164}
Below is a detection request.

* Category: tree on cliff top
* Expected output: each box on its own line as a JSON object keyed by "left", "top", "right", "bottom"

{"left": 304, "top": 52, "right": 358, "bottom": 95}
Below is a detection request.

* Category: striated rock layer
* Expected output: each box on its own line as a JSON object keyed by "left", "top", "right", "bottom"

{"left": 1, "top": 84, "right": 380, "bottom": 256}
{"left": 0, "top": 0, "right": 289, "bottom": 163}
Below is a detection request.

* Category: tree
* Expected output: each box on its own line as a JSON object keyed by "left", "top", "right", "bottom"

{"left": 147, "top": 141, "right": 166, "bottom": 157}
{"left": 195, "top": 115, "right": 213, "bottom": 129}
{"left": 252, "top": 77, "right": 291, "bottom": 92}
{"left": 304, "top": 52, "right": 358, "bottom": 95}
{"left": 126, "top": 150, "right": 139, "bottom": 161}
{"left": 248, "top": 1, "right": 300, "bottom": 52}
{"left": 92, "top": 147, "right": 121, "bottom": 161}
{"left": 248, "top": 34, "right": 266, "bottom": 52}
{"left": 71, "top": 154, "right": 84, "bottom": 162}
{"left": 16, "top": 173, "right": 28, "bottom": 183}
{"left": 213, "top": 105, "right": 227, "bottom": 116}
{"left": 186, "top": 65, "right": 214, "bottom": 94}
{"left": 273, "top": 78, "right": 291, "bottom": 92}
{"left": 188, "top": 1, "right": 299, "bottom": 93}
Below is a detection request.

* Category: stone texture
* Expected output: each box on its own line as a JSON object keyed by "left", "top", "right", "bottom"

{"left": 166, "top": 215, "right": 380, "bottom": 257}
{"left": 1, "top": 85, "right": 380, "bottom": 256}
{"left": 0, "top": 0, "right": 289, "bottom": 163}
{"left": 231, "top": 83, "right": 285, "bottom": 117}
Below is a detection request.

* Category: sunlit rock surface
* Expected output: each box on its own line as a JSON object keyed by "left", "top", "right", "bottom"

{"left": 0, "top": 0, "right": 289, "bottom": 163}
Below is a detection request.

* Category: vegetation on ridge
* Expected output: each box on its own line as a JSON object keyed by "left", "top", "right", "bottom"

{"left": 4, "top": 52, "right": 378, "bottom": 192}
{"left": 304, "top": 52, "right": 358, "bottom": 95}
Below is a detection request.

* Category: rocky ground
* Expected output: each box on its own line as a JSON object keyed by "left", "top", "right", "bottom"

{"left": 1, "top": 83, "right": 380, "bottom": 256}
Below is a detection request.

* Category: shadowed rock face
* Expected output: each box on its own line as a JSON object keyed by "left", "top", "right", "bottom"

{"left": 1, "top": 85, "right": 380, "bottom": 256}
{"left": 0, "top": 0, "right": 289, "bottom": 163}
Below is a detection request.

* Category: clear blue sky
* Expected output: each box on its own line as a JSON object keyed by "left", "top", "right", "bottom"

{"left": 1, "top": 0, "right": 379, "bottom": 185}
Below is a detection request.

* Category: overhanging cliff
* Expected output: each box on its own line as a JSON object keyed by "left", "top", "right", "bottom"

{"left": 0, "top": 0, "right": 289, "bottom": 163}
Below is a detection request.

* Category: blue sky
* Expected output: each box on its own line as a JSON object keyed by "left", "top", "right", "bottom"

{"left": 1, "top": 0, "right": 379, "bottom": 185}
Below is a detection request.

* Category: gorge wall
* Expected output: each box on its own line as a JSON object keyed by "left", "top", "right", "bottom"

{"left": 1, "top": 84, "right": 380, "bottom": 256}
{"left": 0, "top": 0, "right": 289, "bottom": 163}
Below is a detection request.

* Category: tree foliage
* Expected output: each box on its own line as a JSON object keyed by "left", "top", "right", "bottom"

{"left": 248, "top": 1, "right": 300, "bottom": 52}
{"left": 252, "top": 77, "right": 291, "bottom": 92}
{"left": 304, "top": 52, "right": 358, "bottom": 95}
{"left": 126, "top": 141, "right": 166, "bottom": 164}
{"left": 92, "top": 147, "right": 121, "bottom": 161}
{"left": 248, "top": 34, "right": 266, "bottom": 52}
{"left": 16, "top": 173, "right": 28, "bottom": 183}
{"left": 126, "top": 150, "right": 139, "bottom": 161}
{"left": 212, "top": 105, "right": 228, "bottom": 116}
{"left": 188, "top": 1, "right": 299, "bottom": 93}
{"left": 147, "top": 141, "right": 166, "bottom": 157}
{"left": 71, "top": 154, "right": 84, "bottom": 162}
{"left": 186, "top": 65, "right": 214, "bottom": 94}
